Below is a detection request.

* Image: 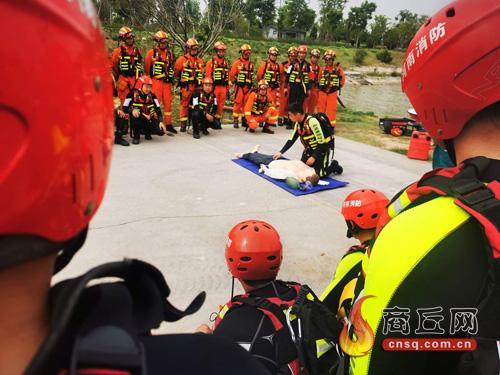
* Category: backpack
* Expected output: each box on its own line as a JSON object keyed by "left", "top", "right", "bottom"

{"left": 225, "top": 283, "right": 342, "bottom": 375}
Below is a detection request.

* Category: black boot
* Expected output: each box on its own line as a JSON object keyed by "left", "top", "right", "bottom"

{"left": 262, "top": 125, "right": 275, "bottom": 134}
{"left": 114, "top": 134, "right": 129, "bottom": 146}
{"left": 166, "top": 124, "right": 177, "bottom": 134}
{"left": 193, "top": 132, "right": 200, "bottom": 139}
{"left": 132, "top": 138, "right": 140, "bottom": 145}
{"left": 233, "top": 117, "right": 239, "bottom": 128}
{"left": 180, "top": 120, "right": 187, "bottom": 132}
{"left": 202, "top": 128, "right": 210, "bottom": 135}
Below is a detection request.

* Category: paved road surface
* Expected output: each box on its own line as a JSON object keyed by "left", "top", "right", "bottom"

{"left": 55, "top": 126, "right": 431, "bottom": 333}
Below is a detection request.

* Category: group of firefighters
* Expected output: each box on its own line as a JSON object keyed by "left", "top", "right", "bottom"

{"left": 111, "top": 27, "right": 345, "bottom": 144}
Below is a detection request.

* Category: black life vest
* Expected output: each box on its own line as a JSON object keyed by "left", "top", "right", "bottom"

{"left": 309, "top": 63, "right": 320, "bottom": 85}
{"left": 288, "top": 61, "right": 309, "bottom": 85}
{"left": 131, "top": 90, "right": 157, "bottom": 118}
{"left": 150, "top": 48, "right": 174, "bottom": 82}
{"left": 319, "top": 65, "right": 342, "bottom": 93}
{"left": 191, "top": 92, "right": 216, "bottom": 114}
{"left": 210, "top": 57, "right": 229, "bottom": 85}
{"left": 179, "top": 55, "right": 203, "bottom": 86}
{"left": 251, "top": 93, "right": 272, "bottom": 115}
{"left": 263, "top": 60, "right": 281, "bottom": 88}
{"left": 119, "top": 45, "right": 143, "bottom": 77}
{"left": 235, "top": 58, "right": 254, "bottom": 87}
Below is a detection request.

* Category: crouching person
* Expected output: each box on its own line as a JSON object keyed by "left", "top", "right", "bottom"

{"left": 190, "top": 77, "right": 221, "bottom": 139}
{"left": 244, "top": 79, "right": 278, "bottom": 134}
{"left": 198, "top": 220, "right": 341, "bottom": 375}
{"left": 123, "top": 75, "right": 166, "bottom": 144}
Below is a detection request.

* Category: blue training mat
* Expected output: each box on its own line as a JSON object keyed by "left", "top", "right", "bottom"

{"left": 232, "top": 158, "right": 348, "bottom": 196}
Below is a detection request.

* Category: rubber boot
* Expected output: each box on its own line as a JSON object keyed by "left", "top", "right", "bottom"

{"left": 180, "top": 120, "right": 187, "bottom": 132}
{"left": 233, "top": 117, "right": 239, "bottom": 129}
{"left": 166, "top": 124, "right": 177, "bottom": 134}
{"left": 262, "top": 125, "right": 275, "bottom": 134}
{"left": 242, "top": 117, "right": 248, "bottom": 130}
{"left": 114, "top": 133, "right": 129, "bottom": 146}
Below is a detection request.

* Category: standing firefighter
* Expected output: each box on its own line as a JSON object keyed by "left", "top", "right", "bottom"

{"left": 174, "top": 38, "right": 204, "bottom": 132}
{"left": 205, "top": 41, "right": 230, "bottom": 123}
{"left": 123, "top": 76, "right": 166, "bottom": 144}
{"left": 305, "top": 48, "right": 321, "bottom": 114}
{"left": 145, "top": 31, "right": 177, "bottom": 134}
{"left": 190, "top": 77, "right": 220, "bottom": 139}
{"left": 111, "top": 26, "right": 143, "bottom": 105}
{"left": 244, "top": 80, "right": 278, "bottom": 134}
{"left": 285, "top": 45, "right": 311, "bottom": 112}
{"left": 230, "top": 44, "right": 254, "bottom": 128}
{"left": 279, "top": 46, "right": 297, "bottom": 128}
{"left": 256, "top": 47, "right": 282, "bottom": 106}
{"left": 317, "top": 49, "right": 345, "bottom": 128}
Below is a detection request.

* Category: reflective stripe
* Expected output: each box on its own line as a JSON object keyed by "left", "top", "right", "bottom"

{"left": 218, "top": 304, "right": 230, "bottom": 319}
{"left": 387, "top": 190, "right": 411, "bottom": 218}
{"left": 244, "top": 112, "right": 251, "bottom": 116}
{"left": 316, "top": 339, "right": 334, "bottom": 358}
{"left": 351, "top": 197, "right": 471, "bottom": 374}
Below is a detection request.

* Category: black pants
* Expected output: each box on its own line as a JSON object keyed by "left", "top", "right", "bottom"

{"left": 242, "top": 151, "right": 274, "bottom": 166}
{"left": 115, "top": 111, "right": 129, "bottom": 137}
{"left": 289, "top": 83, "right": 307, "bottom": 108}
{"left": 130, "top": 116, "right": 162, "bottom": 140}
{"left": 301, "top": 140, "right": 337, "bottom": 177}
{"left": 191, "top": 110, "right": 221, "bottom": 133}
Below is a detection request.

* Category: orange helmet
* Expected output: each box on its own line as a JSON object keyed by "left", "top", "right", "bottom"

{"left": 214, "top": 41, "right": 227, "bottom": 50}
{"left": 154, "top": 30, "right": 168, "bottom": 42}
{"left": 139, "top": 75, "right": 153, "bottom": 86}
{"left": 186, "top": 38, "right": 199, "bottom": 48}
{"left": 225, "top": 220, "right": 283, "bottom": 280}
{"left": 257, "top": 79, "right": 269, "bottom": 89}
{"left": 324, "top": 49, "right": 336, "bottom": 59}
{"left": 297, "top": 45, "right": 307, "bottom": 53}
{"left": 310, "top": 48, "right": 320, "bottom": 57}
{"left": 240, "top": 44, "right": 252, "bottom": 52}
{"left": 118, "top": 26, "right": 133, "bottom": 39}
{"left": 341, "top": 189, "right": 389, "bottom": 237}
{"left": 268, "top": 46, "right": 279, "bottom": 55}
{"left": 287, "top": 46, "right": 297, "bottom": 56}
{"left": 202, "top": 77, "right": 213, "bottom": 85}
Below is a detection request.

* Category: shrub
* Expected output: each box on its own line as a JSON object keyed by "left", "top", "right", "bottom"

{"left": 376, "top": 49, "right": 393, "bottom": 63}
{"left": 353, "top": 49, "right": 368, "bottom": 64}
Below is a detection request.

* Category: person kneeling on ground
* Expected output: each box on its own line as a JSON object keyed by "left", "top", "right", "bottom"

{"left": 244, "top": 79, "right": 278, "bottom": 134}
{"left": 189, "top": 77, "right": 221, "bottom": 139}
{"left": 197, "top": 220, "right": 339, "bottom": 374}
{"left": 320, "top": 189, "right": 388, "bottom": 318}
{"left": 236, "top": 145, "right": 320, "bottom": 186}
{"left": 122, "top": 75, "right": 166, "bottom": 145}
{"left": 274, "top": 102, "right": 343, "bottom": 177}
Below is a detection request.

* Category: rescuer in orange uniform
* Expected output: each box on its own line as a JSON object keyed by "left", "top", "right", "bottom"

{"left": 144, "top": 30, "right": 177, "bottom": 134}
{"left": 229, "top": 44, "right": 254, "bottom": 129}
{"left": 244, "top": 79, "right": 278, "bottom": 134}
{"left": 174, "top": 38, "right": 204, "bottom": 132}
{"left": 256, "top": 47, "right": 282, "bottom": 107}
{"left": 205, "top": 41, "right": 230, "bottom": 123}
{"left": 111, "top": 26, "right": 143, "bottom": 105}
{"left": 279, "top": 46, "right": 297, "bottom": 128}
{"left": 304, "top": 48, "right": 321, "bottom": 114}
{"left": 317, "top": 49, "right": 345, "bottom": 128}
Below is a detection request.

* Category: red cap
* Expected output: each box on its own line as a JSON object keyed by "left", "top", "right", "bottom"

{"left": 0, "top": 1, "right": 114, "bottom": 244}
{"left": 225, "top": 220, "right": 283, "bottom": 280}
{"left": 341, "top": 189, "right": 389, "bottom": 230}
{"left": 402, "top": 0, "right": 500, "bottom": 140}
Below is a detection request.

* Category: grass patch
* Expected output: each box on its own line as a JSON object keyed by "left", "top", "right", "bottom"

{"left": 388, "top": 147, "right": 407, "bottom": 155}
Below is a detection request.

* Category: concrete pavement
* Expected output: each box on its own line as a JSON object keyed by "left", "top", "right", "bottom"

{"left": 55, "top": 126, "right": 431, "bottom": 333}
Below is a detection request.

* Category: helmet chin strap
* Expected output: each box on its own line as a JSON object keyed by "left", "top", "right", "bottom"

{"left": 444, "top": 139, "right": 458, "bottom": 166}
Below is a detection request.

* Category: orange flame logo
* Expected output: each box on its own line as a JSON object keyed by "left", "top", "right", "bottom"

{"left": 339, "top": 295, "right": 375, "bottom": 357}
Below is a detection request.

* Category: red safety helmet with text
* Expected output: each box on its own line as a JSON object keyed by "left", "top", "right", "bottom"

{"left": 0, "top": 1, "right": 114, "bottom": 266}
{"left": 401, "top": 0, "right": 500, "bottom": 140}
{"left": 225, "top": 220, "right": 283, "bottom": 280}
{"left": 341, "top": 189, "right": 389, "bottom": 236}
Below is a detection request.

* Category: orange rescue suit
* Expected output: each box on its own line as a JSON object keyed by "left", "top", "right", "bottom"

{"left": 145, "top": 47, "right": 174, "bottom": 125}
{"left": 174, "top": 54, "right": 204, "bottom": 123}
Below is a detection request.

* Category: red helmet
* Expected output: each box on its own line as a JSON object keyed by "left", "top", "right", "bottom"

{"left": 139, "top": 75, "right": 153, "bottom": 86}
{"left": 119, "top": 26, "right": 133, "bottom": 40}
{"left": 341, "top": 189, "right": 389, "bottom": 234}
{"left": 202, "top": 77, "right": 213, "bottom": 85}
{"left": 401, "top": 0, "right": 500, "bottom": 140}
{"left": 0, "top": 1, "right": 114, "bottom": 254}
{"left": 297, "top": 45, "right": 307, "bottom": 53}
{"left": 225, "top": 220, "right": 283, "bottom": 280}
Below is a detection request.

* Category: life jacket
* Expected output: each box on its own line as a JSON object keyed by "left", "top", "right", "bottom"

{"left": 214, "top": 282, "right": 340, "bottom": 375}
{"left": 210, "top": 57, "right": 229, "bottom": 85}
{"left": 235, "top": 58, "right": 254, "bottom": 87}
{"left": 119, "top": 45, "right": 143, "bottom": 78}
{"left": 251, "top": 92, "right": 272, "bottom": 115}
{"left": 296, "top": 114, "right": 334, "bottom": 151}
{"left": 318, "top": 65, "right": 342, "bottom": 94}
{"left": 288, "top": 61, "right": 309, "bottom": 85}
{"left": 179, "top": 55, "right": 203, "bottom": 86}
{"left": 150, "top": 48, "right": 174, "bottom": 82}
{"left": 263, "top": 60, "right": 281, "bottom": 88}
{"left": 309, "top": 62, "right": 320, "bottom": 86}
{"left": 131, "top": 89, "right": 158, "bottom": 119}
{"left": 191, "top": 92, "right": 216, "bottom": 114}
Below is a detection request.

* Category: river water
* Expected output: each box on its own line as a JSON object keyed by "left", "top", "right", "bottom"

{"left": 340, "top": 83, "right": 412, "bottom": 118}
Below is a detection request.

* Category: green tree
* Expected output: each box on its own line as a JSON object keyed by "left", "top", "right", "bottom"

{"left": 368, "top": 15, "right": 388, "bottom": 47}
{"left": 310, "top": 23, "right": 319, "bottom": 39}
{"left": 346, "top": 1, "right": 377, "bottom": 47}
{"left": 245, "top": 0, "right": 276, "bottom": 28}
{"left": 318, "top": 0, "right": 346, "bottom": 41}
{"left": 392, "top": 10, "right": 427, "bottom": 48}
{"left": 277, "top": 0, "right": 316, "bottom": 32}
